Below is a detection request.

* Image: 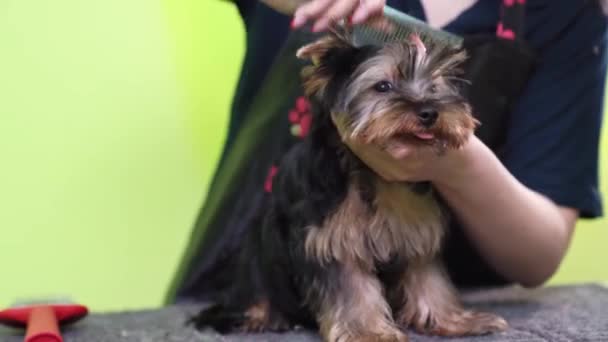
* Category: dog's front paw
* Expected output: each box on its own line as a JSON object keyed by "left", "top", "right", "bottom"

{"left": 322, "top": 321, "right": 409, "bottom": 342}
{"left": 329, "top": 329, "right": 409, "bottom": 342}
{"left": 393, "top": 262, "right": 508, "bottom": 337}
{"left": 432, "top": 310, "right": 508, "bottom": 336}
{"left": 357, "top": 331, "right": 409, "bottom": 342}
{"left": 399, "top": 308, "right": 508, "bottom": 337}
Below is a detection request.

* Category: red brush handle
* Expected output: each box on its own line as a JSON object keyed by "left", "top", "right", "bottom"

{"left": 24, "top": 306, "right": 62, "bottom": 342}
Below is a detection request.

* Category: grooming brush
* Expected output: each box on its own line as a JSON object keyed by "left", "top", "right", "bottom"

{"left": 350, "top": 6, "right": 464, "bottom": 48}
{"left": 0, "top": 298, "right": 88, "bottom": 342}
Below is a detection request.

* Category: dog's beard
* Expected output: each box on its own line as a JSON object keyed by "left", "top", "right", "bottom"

{"left": 332, "top": 100, "right": 477, "bottom": 158}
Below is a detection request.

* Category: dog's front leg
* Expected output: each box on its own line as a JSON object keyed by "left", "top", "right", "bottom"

{"left": 308, "top": 262, "right": 408, "bottom": 342}
{"left": 393, "top": 261, "right": 508, "bottom": 336}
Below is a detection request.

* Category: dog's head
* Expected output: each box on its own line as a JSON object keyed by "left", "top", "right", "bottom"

{"left": 296, "top": 28, "right": 478, "bottom": 152}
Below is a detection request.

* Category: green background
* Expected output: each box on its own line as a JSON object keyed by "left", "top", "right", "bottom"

{"left": 0, "top": 1, "right": 606, "bottom": 312}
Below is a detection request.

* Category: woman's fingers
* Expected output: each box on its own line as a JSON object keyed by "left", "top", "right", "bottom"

{"left": 385, "top": 141, "right": 414, "bottom": 160}
{"left": 292, "top": 0, "right": 386, "bottom": 32}
{"left": 292, "top": 0, "right": 333, "bottom": 29}
{"left": 313, "top": 0, "right": 359, "bottom": 31}
{"left": 351, "top": 0, "right": 385, "bottom": 24}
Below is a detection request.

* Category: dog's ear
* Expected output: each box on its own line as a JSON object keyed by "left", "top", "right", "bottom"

{"left": 296, "top": 26, "right": 353, "bottom": 65}
{"left": 296, "top": 26, "right": 355, "bottom": 98}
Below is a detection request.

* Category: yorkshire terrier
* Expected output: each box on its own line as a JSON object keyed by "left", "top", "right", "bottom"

{"left": 191, "top": 27, "right": 509, "bottom": 341}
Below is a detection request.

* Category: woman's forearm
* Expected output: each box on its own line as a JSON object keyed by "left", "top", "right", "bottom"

{"left": 433, "top": 137, "right": 578, "bottom": 288}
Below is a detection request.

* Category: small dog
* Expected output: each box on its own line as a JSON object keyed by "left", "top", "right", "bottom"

{"left": 191, "top": 27, "right": 508, "bottom": 341}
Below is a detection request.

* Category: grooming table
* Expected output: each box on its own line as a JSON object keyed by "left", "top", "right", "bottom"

{"left": 2, "top": 285, "right": 607, "bottom": 341}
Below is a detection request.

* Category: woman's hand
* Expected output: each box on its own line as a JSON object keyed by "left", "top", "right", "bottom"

{"left": 293, "top": 0, "right": 386, "bottom": 31}
{"left": 345, "top": 137, "right": 472, "bottom": 186}
{"left": 262, "top": 0, "right": 386, "bottom": 32}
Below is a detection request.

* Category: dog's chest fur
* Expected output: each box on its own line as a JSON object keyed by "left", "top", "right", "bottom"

{"left": 305, "top": 177, "right": 445, "bottom": 271}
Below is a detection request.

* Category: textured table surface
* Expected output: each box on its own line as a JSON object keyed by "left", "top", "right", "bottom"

{"left": 2, "top": 285, "right": 607, "bottom": 342}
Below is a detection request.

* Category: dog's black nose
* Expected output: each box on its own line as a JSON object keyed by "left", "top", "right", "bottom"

{"left": 417, "top": 109, "right": 438, "bottom": 127}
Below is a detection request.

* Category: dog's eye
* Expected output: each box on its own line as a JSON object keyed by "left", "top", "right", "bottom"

{"left": 373, "top": 81, "right": 393, "bottom": 93}
{"left": 430, "top": 84, "right": 438, "bottom": 93}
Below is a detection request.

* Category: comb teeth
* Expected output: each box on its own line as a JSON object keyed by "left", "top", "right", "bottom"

{"left": 351, "top": 6, "right": 463, "bottom": 48}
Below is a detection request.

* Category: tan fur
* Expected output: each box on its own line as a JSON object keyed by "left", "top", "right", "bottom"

{"left": 431, "top": 104, "right": 479, "bottom": 149}
{"left": 241, "top": 299, "right": 290, "bottom": 332}
{"left": 301, "top": 65, "right": 330, "bottom": 98}
{"left": 317, "top": 262, "right": 408, "bottom": 342}
{"left": 305, "top": 177, "right": 444, "bottom": 271}
{"left": 395, "top": 262, "right": 508, "bottom": 336}
{"left": 242, "top": 300, "right": 272, "bottom": 332}
{"left": 305, "top": 185, "right": 376, "bottom": 269}
{"left": 373, "top": 180, "right": 445, "bottom": 261}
